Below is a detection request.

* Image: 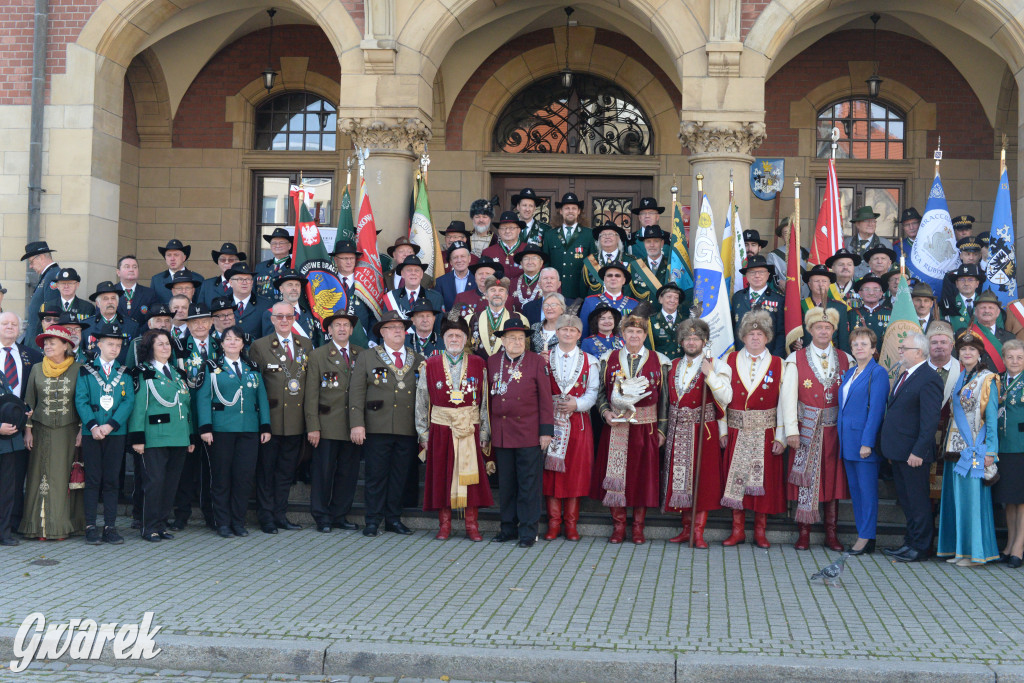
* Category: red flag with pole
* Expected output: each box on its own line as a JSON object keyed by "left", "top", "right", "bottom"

{"left": 353, "top": 177, "right": 385, "bottom": 319}
{"left": 784, "top": 179, "right": 804, "bottom": 352}
{"left": 809, "top": 158, "right": 843, "bottom": 265}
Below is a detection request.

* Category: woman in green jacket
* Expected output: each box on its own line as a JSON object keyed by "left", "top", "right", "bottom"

{"left": 197, "top": 326, "right": 271, "bottom": 538}
{"left": 128, "top": 329, "right": 194, "bottom": 543}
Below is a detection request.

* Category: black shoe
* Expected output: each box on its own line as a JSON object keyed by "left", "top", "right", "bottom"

{"left": 882, "top": 544, "right": 911, "bottom": 558}
{"left": 998, "top": 552, "right": 1010, "bottom": 563}
{"left": 491, "top": 532, "right": 516, "bottom": 543}
{"left": 168, "top": 521, "right": 186, "bottom": 532}
{"left": 893, "top": 548, "right": 927, "bottom": 563}
{"left": 102, "top": 527, "right": 124, "bottom": 545}
{"left": 847, "top": 539, "right": 876, "bottom": 556}
{"left": 217, "top": 526, "right": 233, "bottom": 538}
{"left": 317, "top": 525, "right": 332, "bottom": 534}
{"left": 385, "top": 521, "right": 413, "bottom": 535}
{"left": 0, "top": 536, "right": 19, "bottom": 547}
{"left": 85, "top": 526, "right": 102, "bottom": 545}
{"left": 363, "top": 524, "right": 381, "bottom": 537}
{"left": 205, "top": 520, "right": 218, "bottom": 531}
{"left": 130, "top": 519, "right": 141, "bottom": 530}
{"left": 1009, "top": 555, "right": 1023, "bottom": 569}
{"left": 518, "top": 538, "right": 535, "bottom": 548}
{"left": 333, "top": 520, "right": 359, "bottom": 531}
{"left": 232, "top": 525, "right": 249, "bottom": 537}
{"left": 276, "top": 519, "right": 302, "bottom": 531}
{"left": 260, "top": 525, "right": 278, "bottom": 535}
{"left": 143, "top": 532, "right": 161, "bottom": 543}
{"left": 159, "top": 531, "right": 174, "bottom": 540}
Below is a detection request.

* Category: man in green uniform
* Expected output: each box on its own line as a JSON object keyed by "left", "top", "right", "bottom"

{"left": 513, "top": 188, "right": 551, "bottom": 248}
{"left": 542, "top": 192, "right": 595, "bottom": 300}
{"left": 847, "top": 275, "right": 891, "bottom": 342}
{"left": 647, "top": 282, "right": 687, "bottom": 358}
{"left": 629, "top": 224, "right": 675, "bottom": 306}
{"left": 583, "top": 222, "right": 639, "bottom": 295}
{"left": 941, "top": 263, "right": 985, "bottom": 335}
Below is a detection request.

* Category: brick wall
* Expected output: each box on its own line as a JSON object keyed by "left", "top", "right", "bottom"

{"left": 761, "top": 30, "right": 993, "bottom": 160}
{"left": 172, "top": 25, "right": 341, "bottom": 149}
{"left": 741, "top": 1, "right": 771, "bottom": 41}
{"left": 445, "top": 27, "right": 682, "bottom": 151}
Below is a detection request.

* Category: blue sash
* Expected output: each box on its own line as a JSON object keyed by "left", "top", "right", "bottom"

{"left": 951, "top": 372, "right": 985, "bottom": 479}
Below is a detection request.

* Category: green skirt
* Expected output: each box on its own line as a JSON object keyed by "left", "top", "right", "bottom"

{"left": 18, "top": 422, "right": 84, "bottom": 539}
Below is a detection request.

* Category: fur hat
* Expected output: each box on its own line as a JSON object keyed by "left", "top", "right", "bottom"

{"left": 738, "top": 309, "right": 774, "bottom": 343}
{"left": 483, "top": 276, "right": 511, "bottom": 291}
{"left": 677, "top": 318, "right": 711, "bottom": 344}
{"left": 804, "top": 306, "right": 839, "bottom": 330}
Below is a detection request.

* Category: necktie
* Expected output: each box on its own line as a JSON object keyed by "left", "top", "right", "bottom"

{"left": 174, "top": 327, "right": 183, "bottom": 339}
{"left": 750, "top": 291, "right": 761, "bottom": 307}
{"left": 666, "top": 315, "right": 674, "bottom": 326}
{"left": 3, "top": 348, "right": 18, "bottom": 391}
{"left": 393, "top": 351, "right": 404, "bottom": 369}
{"left": 162, "top": 365, "right": 172, "bottom": 379}
{"left": 199, "top": 342, "right": 207, "bottom": 359}
{"left": 341, "top": 347, "right": 350, "bottom": 365}
{"left": 893, "top": 370, "right": 909, "bottom": 396}
{"left": 938, "top": 367, "right": 949, "bottom": 384}
{"left": 282, "top": 339, "right": 293, "bottom": 361}
{"left": 233, "top": 361, "right": 242, "bottom": 377}
{"left": 64, "top": 301, "right": 71, "bottom": 312}
{"left": 237, "top": 301, "right": 245, "bottom": 315}
{"left": 124, "top": 288, "right": 133, "bottom": 301}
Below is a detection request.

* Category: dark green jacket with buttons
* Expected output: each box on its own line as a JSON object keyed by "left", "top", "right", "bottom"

{"left": 305, "top": 342, "right": 365, "bottom": 441}
{"left": 74, "top": 358, "right": 135, "bottom": 435}
{"left": 128, "top": 363, "right": 194, "bottom": 448}
{"left": 196, "top": 357, "right": 271, "bottom": 435}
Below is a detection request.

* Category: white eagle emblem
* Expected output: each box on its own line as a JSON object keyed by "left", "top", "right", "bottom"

{"left": 301, "top": 224, "right": 319, "bottom": 246}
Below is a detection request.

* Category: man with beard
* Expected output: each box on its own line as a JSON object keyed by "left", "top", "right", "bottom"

{"left": 468, "top": 199, "right": 495, "bottom": 257}
{"left": 542, "top": 193, "right": 596, "bottom": 300}
{"left": 512, "top": 187, "right": 550, "bottom": 248}
{"left": 468, "top": 277, "right": 528, "bottom": 359}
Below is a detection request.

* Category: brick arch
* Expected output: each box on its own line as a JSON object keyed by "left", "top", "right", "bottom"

{"left": 446, "top": 28, "right": 681, "bottom": 155}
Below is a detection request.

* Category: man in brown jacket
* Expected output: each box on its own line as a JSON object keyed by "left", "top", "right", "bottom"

{"left": 249, "top": 301, "right": 313, "bottom": 534}
{"left": 349, "top": 311, "right": 425, "bottom": 537}
{"left": 304, "top": 311, "right": 364, "bottom": 533}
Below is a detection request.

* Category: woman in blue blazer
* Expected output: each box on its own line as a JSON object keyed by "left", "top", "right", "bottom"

{"left": 837, "top": 326, "right": 891, "bottom": 555}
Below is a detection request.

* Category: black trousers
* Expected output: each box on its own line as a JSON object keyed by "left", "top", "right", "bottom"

{"left": 363, "top": 433, "right": 416, "bottom": 526}
{"left": 131, "top": 451, "right": 146, "bottom": 523}
{"left": 141, "top": 446, "right": 186, "bottom": 537}
{"left": 495, "top": 446, "right": 543, "bottom": 541}
{"left": 892, "top": 458, "right": 934, "bottom": 553}
{"left": 310, "top": 438, "right": 360, "bottom": 525}
{"left": 209, "top": 432, "right": 258, "bottom": 529}
{"left": 256, "top": 434, "right": 302, "bottom": 526}
{"left": 81, "top": 434, "right": 125, "bottom": 528}
{"left": 9, "top": 448, "right": 27, "bottom": 532}
{"left": 173, "top": 442, "right": 213, "bottom": 525}
{"left": 0, "top": 450, "right": 24, "bottom": 539}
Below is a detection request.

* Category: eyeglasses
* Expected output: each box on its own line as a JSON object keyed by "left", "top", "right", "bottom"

{"left": 271, "top": 314, "right": 296, "bottom": 320}
{"left": 230, "top": 277, "right": 253, "bottom": 284}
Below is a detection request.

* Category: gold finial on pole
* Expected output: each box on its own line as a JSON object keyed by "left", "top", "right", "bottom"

{"left": 934, "top": 136, "right": 943, "bottom": 178}
{"left": 696, "top": 172, "right": 704, "bottom": 211}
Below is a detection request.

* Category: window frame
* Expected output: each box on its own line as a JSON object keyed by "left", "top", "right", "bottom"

{"left": 253, "top": 91, "right": 338, "bottom": 152}
{"left": 815, "top": 98, "right": 905, "bottom": 160}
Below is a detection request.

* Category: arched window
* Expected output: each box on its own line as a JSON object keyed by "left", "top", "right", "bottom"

{"left": 254, "top": 92, "right": 337, "bottom": 151}
{"left": 816, "top": 98, "right": 904, "bottom": 159}
{"left": 492, "top": 74, "right": 652, "bottom": 155}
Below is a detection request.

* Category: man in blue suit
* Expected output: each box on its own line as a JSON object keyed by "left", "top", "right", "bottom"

{"left": 115, "top": 255, "right": 160, "bottom": 325}
{"left": 19, "top": 241, "right": 60, "bottom": 347}
{"left": 150, "top": 239, "right": 203, "bottom": 304}
{"left": 0, "top": 310, "right": 41, "bottom": 540}
{"left": 225, "top": 263, "right": 270, "bottom": 338}
{"left": 879, "top": 331, "right": 943, "bottom": 562}
{"left": 434, "top": 241, "right": 474, "bottom": 311}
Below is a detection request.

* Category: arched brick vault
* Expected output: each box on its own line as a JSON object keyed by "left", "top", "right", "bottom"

{"left": 125, "top": 48, "right": 172, "bottom": 148}
{"left": 446, "top": 28, "right": 683, "bottom": 155}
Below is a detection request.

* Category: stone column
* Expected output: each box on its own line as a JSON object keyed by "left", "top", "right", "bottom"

{"left": 339, "top": 117, "right": 431, "bottom": 248}
{"left": 679, "top": 120, "right": 766, "bottom": 238}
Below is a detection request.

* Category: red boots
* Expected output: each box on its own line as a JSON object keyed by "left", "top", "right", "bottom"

{"left": 631, "top": 507, "right": 647, "bottom": 544}
{"left": 464, "top": 507, "right": 482, "bottom": 542}
{"left": 794, "top": 523, "right": 811, "bottom": 550}
{"left": 722, "top": 510, "right": 746, "bottom": 546}
{"left": 691, "top": 512, "right": 709, "bottom": 549}
{"left": 753, "top": 512, "right": 770, "bottom": 548}
{"left": 436, "top": 508, "right": 452, "bottom": 540}
{"left": 823, "top": 500, "right": 844, "bottom": 551}
{"left": 669, "top": 510, "right": 692, "bottom": 544}
{"left": 563, "top": 498, "right": 580, "bottom": 541}
{"left": 608, "top": 507, "right": 627, "bottom": 543}
{"left": 544, "top": 497, "right": 562, "bottom": 540}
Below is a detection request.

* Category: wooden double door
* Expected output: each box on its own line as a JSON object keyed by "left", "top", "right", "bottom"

{"left": 491, "top": 175, "right": 654, "bottom": 230}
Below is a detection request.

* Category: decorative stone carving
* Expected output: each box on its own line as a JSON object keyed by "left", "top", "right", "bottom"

{"left": 679, "top": 120, "right": 767, "bottom": 155}
{"left": 339, "top": 117, "right": 432, "bottom": 154}
{"left": 362, "top": 0, "right": 397, "bottom": 74}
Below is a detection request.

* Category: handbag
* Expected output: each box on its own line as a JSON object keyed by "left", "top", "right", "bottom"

{"left": 983, "top": 462, "right": 999, "bottom": 486}
{"left": 69, "top": 451, "right": 85, "bottom": 491}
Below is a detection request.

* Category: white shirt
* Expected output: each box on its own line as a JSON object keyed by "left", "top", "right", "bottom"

{"left": 101, "top": 360, "right": 114, "bottom": 376}
{"left": 173, "top": 324, "right": 188, "bottom": 338}
{"left": 649, "top": 257, "right": 661, "bottom": 270}
{"left": 0, "top": 345, "right": 23, "bottom": 388}
{"left": 551, "top": 347, "right": 600, "bottom": 412}
{"left": 405, "top": 288, "right": 419, "bottom": 302}
{"left": 119, "top": 283, "right": 136, "bottom": 297}
{"left": 562, "top": 224, "right": 578, "bottom": 241}
{"left": 340, "top": 275, "right": 353, "bottom": 290}
{"left": 899, "top": 359, "right": 927, "bottom": 386}
{"left": 233, "top": 295, "right": 251, "bottom": 308}
{"left": 928, "top": 358, "right": 954, "bottom": 374}
{"left": 662, "top": 309, "right": 678, "bottom": 326}
{"left": 601, "top": 250, "right": 619, "bottom": 263}
{"left": 383, "top": 344, "right": 406, "bottom": 367}
{"left": 194, "top": 337, "right": 211, "bottom": 356}
{"left": 277, "top": 334, "right": 295, "bottom": 351}
{"left": 152, "top": 360, "right": 172, "bottom": 376}
{"left": 748, "top": 286, "right": 767, "bottom": 300}
{"left": 333, "top": 341, "right": 350, "bottom": 356}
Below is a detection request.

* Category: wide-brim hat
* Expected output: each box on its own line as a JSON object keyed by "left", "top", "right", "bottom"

{"left": 212, "top": 242, "right": 246, "bottom": 263}
{"left": 656, "top": 282, "right": 684, "bottom": 299}
{"left": 910, "top": 282, "right": 936, "bottom": 299}
{"left": 145, "top": 303, "right": 173, "bottom": 320}
{"left": 395, "top": 255, "right": 427, "bottom": 276}
{"left": 853, "top": 274, "right": 885, "bottom": 293}
{"left": 446, "top": 241, "right": 471, "bottom": 257}
{"left": 321, "top": 311, "right": 359, "bottom": 331}
{"left": 850, "top": 206, "right": 880, "bottom": 223}
{"left": 802, "top": 264, "right": 837, "bottom": 284}
{"left": 739, "top": 254, "right": 775, "bottom": 276}
{"left": 225, "top": 263, "right": 255, "bottom": 280}
{"left": 863, "top": 246, "right": 897, "bottom": 263}
{"left": 955, "top": 329, "right": 987, "bottom": 354}
{"left": 598, "top": 261, "right": 631, "bottom": 279}
{"left": 635, "top": 224, "right": 670, "bottom": 243}
{"left": 90, "top": 321, "right": 127, "bottom": 340}
{"left": 158, "top": 239, "right": 191, "bottom": 259}
{"left": 263, "top": 227, "right": 293, "bottom": 244}
{"left": 588, "top": 304, "right": 622, "bottom": 328}
{"left": 511, "top": 188, "right": 546, "bottom": 206}
{"left": 494, "top": 210, "right": 526, "bottom": 230}
{"left": 165, "top": 270, "right": 200, "bottom": 290}
{"left": 330, "top": 239, "right": 362, "bottom": 258}
{"left": 35, "top": 325, "right": 75, "bottom": 348}
{"left": 742, "top": 229, "right": 768, "bottom": 248}
{"left": 825, "top": 247, "right": 862, "bottom": 268}
{"left": 410, "top": 300, "right": 439, "bottom": 316}
{"left": 274, "top": 268, "right": 305, "bottom": 289}
{"left": 372, "top": 311, "right": 413, "bottom": 337}
{"left": 950, "top": 263, "right": 986, "bottom": 283}
{"left": 975, "top": 290, "right": 1002, "bottom": 308}
{"left": 443, "top": 220, "right": 470, "bottom": 236}
{"left": 952, "top": 215, "right": 976, "bottom": 230}
{"left": 21, "top": 241, "right": 55, "bottom": 261}
{"left": 0, "top": 393, "right": 29, "bottom": 431}
{"left": 513, "top": 246, "right": 548, "bottom": 266}
{"left": 493, "top": 318, "right": 531, "bottom": 337}
{"left": 387, "top": 236, "right": 421, "bottom": 257}
{"left": 186, "top": 303, "right": 212, "bottom": 320}
{"left": 555, "top": 192, "right": 583, "bottom": 209}
{"left": 900, "top": 207, "right": 922, "bottom": 223}
{"left": 469, "top": 257, "right": 504, "bottom": 278}
{"left": 631, "top": 197, "right": 665, "bottom": 215}
{"left": 88, "top": 280, "right": 121, "bottom": 302}
{"left": 55, "top": 268, "right": 81, "bottom": 283}
{"left": 440, "top": 317, "right": 470, "bottom": 338}
{"left": 593, "top": 222, "right": 628, "bottom": 245}
{"left": 804, "top": 306, "right": 840, "bottom": 330}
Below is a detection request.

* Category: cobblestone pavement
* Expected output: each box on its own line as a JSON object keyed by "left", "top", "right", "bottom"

{"left": 0, "top": 527, "right": 1022, "bottom": 668}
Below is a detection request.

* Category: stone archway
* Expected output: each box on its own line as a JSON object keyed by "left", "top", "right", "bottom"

{"left": 125, "top": 48, "right": 172, "bottom": 148}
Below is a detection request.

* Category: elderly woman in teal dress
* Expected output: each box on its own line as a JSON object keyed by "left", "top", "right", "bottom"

{"left": 936, "top": 330, "right": 1000, "bottom": 567}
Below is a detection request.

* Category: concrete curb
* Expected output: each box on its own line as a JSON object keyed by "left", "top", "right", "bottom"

{"left": 677, "top": 654, "right": 1003, "bottom": 682}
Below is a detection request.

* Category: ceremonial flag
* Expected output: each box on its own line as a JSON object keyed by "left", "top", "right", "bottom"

{"left": 691, "top": 195, "right": 733, "bottom": 358}
{"left": 985, "top": 167, "right": 1018, "bottom": 305}
{"left": 722, "top": 206, "right": 747, "bottom": 295}
{"left": 809, "top": 158, "right": 843, "bottom": 265}
{"left": 670, "top": 198, "right": 695, "bottom": 292}
{"left": 353, "top": 177, "right": 385, "bottom": 319}
{"left": 289, "top": 186, "right": 346, "bottom": 328}
{"left": 783, "top": 210, "right": 803, "bottom": 353}
{"left": 911, "top": 175, "right": 959, "bottom": 296}
{"left": 878, "top": 274, "right": 922, "bottom": 384}
{"left": 335, "top": 186, "right": 356, "bottom": 243}
{"left": 408, "top": 173, "right": 446, "bottom": 278}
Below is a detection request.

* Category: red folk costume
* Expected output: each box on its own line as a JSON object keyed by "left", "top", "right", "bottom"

{"left": 509, "top": 272, "right": 543, "bottom": 312}
{"left": 481, "top": 242, "right": 525, "bottom": 280}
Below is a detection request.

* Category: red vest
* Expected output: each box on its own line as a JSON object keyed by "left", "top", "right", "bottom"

{"left": 727, "top": 352, "right": 782, "bottom": 410}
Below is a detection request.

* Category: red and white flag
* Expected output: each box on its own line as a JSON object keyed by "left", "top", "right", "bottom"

{"left": 809, "top": 158, "right": 843, "bottom": 265}
{"left": 353, "top": 177, "right": 385, "bottom": 319}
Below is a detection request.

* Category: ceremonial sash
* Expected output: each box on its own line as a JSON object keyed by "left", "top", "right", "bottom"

{"left": 430, "top": 405, "right": 481, "bottom": 509}
{"left": 630, "top": 259, "right": 662, "bottom": 301}
{"left": 969, "top": 323, "right": 1006, "bottom": 373}
{"left": 546, "top": 350, "right": 585, "bottom": 472}
{"left": 583, "top": 255, "right": 603, "bottom": 292}
{"left": 1008, "top": 301, "right": 1024, "bottom": 330}
{"left": 789, "top": 404, "right": 839, "bottom": 523}
{"left": 721, "top": 407, "right": 776, "bottom": 508}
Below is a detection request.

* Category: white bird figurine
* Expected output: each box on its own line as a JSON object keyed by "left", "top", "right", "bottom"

{"left": 810, "top": 553, "right": 849, "bottom": 587}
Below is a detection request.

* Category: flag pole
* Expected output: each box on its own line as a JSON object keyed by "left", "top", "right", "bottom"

{"left": 934, "top": 136, "right": 942, "bottom": 178}
{"left": 1002, "top": 133, "right": 1008, "bottom": 175}
{"left": 729, "top": 169, "right": 736, "bottom": 246}
{"left": 688, "top": 348, "right": 709, "bottom": 549}
{"left": 696, "top": 173, "right": 704, "bottom": 213}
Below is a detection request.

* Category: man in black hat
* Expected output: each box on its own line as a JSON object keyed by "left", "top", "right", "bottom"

{"left": 844, "top": 206, "right": 893, "bottom": 276}
{"left": 952, "top": 215, "right": 976, "bottom": 244}
{"left": 82, "top": 281, "right": 139, "bottom": 364}
{"left": 406, "top": 300, "right": 440, "bottom": 356}
{"left": 743, "top": 229, "right": 768, "bottom": 259}
{"left": 349, "top": 311, "right": 425, "bottom": 537}
{"left": 941, "top": 263, "right": 986, "bottom": 335}
{"left": 578, "top": 262, "right": 639, "bottom": 326}
{"left": 629, "top": 196, "right": 667, "bottom": 260}
{"left": 512, "top": 187, "right": 551, "bottom": 248}
{"left": 435, "top": 241, "right": 476, "bottom": 311}
{"left": 583, "top": 222, "right": 639, "bottom": 295}
{"left": 259, "top": 268, "right": 322, "bottom": 346}
{"left": 304, "top": 311, "right": 365, "bottom": 533}
{"left": 34, "top": 268, "right": 95, "bottom": 347}
{"left": 255, "top": 227, "right": 293, "bottom": 301}
{"left": 438, "top": 221, "right": 479, "bottom": 275}
{"left": 826, "top": 247, "right": 862, "bottom": 308}
{"left": 629, "top": 224, "right": 677, "bottom": 305}
{"left": 19, "top": 241, "right": 60, "bottom": 347}
{"left": 115, "top": 255, "right": 159, "bottom": 325}
{"left": 508, "top": 246, "right": 548, "bottom": 313}
{"left": 151, "top": 239, "right": 203, "bottom": 304}
{"left": 383, "top": 237, "right": 424, "bottom": 290}
{"left": 469, "top": 198, "right": 495, "bottom": 256}
{"left": 225, "top": 262, "right": 269, "bottom": 338}
{"left": 647, "top": 282, "right": 687, "bottom": 358}
{"left": 0, "top": 310, "right": 40, "bottom": 540}
{"left": 798, "top": 264, "right": 851, "bottom": 353}
{"left": 209, "top": 297, "right": 237, "bottom": 342}
{"left": 452, "top": 257, "right": 504, "bottom": 319}
{"left": 165, "top": 271, "right": 200, "bottom": 303}
{"left": 330, "top": 239, "right": 373, "bottom": 346}
{"left": 542, "top": 192, "right": 596, "bottom": 301}
{"left": 730, "top": 254, "right": 785, "bottom": 356}
{"left": 863, "top": 245, "right": 897, "bottom": 280}
{"left": 382, "top": 256, "right": 445, "bottom": 339}
{"left": 848, "top": 275, "right": 891, "bottom": 342}
{"left": 198, "top": 243, "right": 247, "bottom": 309}
{"left": 482, "top": 211, "right": 529, "bottom": 280}
{"left": 939, "top": 236, "right": 986, "bottom": 318}
{"left": 894, "top": 207, "right": 922, "bottom": 278}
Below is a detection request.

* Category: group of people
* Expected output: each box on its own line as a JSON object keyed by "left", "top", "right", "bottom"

{"left": 0, "top": 188, "right": 1021, "bottom": 566}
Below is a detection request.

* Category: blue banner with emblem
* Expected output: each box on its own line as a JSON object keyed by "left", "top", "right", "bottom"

{"left": 750, "top": 159, "right": 785, "bottom": 201}
{"left": 985, "top": 168, "right": 1017, "bottom": 305}
{"left": 298, "top": 259, "right": 347, "bottom": 327}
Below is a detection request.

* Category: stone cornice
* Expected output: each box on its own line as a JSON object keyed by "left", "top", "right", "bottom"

{"left": 338, "top": 117, "right": 432, "bottom": 154}
{"left": 679, "top": 120, "right": 767, "bottom": 155}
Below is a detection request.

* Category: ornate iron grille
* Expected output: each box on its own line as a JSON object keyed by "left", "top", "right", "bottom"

{"left": 493, "top": 75, "right": 652, "bottom": 155}
{"left": 591, "top": 197, "right": 633, "bottom": 230}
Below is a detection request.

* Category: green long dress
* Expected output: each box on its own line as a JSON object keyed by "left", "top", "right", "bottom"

{"left": 19, "top": 361, "right": 84, "bottom": 539}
